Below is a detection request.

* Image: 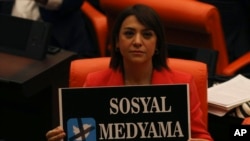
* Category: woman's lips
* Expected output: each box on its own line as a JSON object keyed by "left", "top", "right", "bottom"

{"left": 130, "top": 50, "right": 144, "bottom": 53}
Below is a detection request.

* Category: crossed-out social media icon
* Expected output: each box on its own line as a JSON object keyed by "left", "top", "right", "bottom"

{"left": 67, "top": 118, "right": 96, "bottom": 141}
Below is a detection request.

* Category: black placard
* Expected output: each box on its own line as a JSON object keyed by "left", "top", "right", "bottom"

{"left": 59, "top": 84, "right": 190, "bottom": 141}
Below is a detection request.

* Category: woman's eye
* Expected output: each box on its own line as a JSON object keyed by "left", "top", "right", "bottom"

{"left": 124, "top": 31, "right": 134, "bottom": 38}
{"left": 143, "top": 31, "right": 153, "bottom": 39}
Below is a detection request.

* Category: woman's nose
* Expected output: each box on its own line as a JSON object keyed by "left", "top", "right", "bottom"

{"left": 133, "top": 34, "right": 142, "bottom": 47}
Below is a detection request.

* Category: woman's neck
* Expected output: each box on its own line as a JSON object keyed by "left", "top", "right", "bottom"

{"left": 123, "top": 61, "right": 153, "bottom": 85}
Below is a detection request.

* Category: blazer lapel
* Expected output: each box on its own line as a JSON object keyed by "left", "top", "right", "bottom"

{"left": 151, "top": 69, "right": 173, "bottom": 84}
{"left": 105, "top": 69, "right": 174, "bottom": 85}
{"left": 106, "top": 69, "right": 124, "bottom": 86}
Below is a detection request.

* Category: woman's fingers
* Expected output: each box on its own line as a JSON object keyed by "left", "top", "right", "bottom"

{"left": 46, "top": 126, "right": 66, "bottom": 141}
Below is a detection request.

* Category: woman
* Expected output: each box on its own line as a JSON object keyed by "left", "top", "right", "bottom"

{"left": 46, "top": 4, "right": 213, "bottom": 141}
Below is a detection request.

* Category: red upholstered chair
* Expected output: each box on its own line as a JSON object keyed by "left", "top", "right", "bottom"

{"left": 81, "top": 1, "right": 108, "bottom": 57}
{"left": 242, "top": 117, "right": 250, "bottom": 125}
{"left": 69, "top": 57, "right": 209, "bottom": 128}
{"left": 81, "top": 0, "right": 250, "bottom": 76}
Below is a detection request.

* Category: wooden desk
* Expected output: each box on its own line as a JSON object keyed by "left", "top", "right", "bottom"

{"left": 0, "top": 50, "right": 76, "bottom": 140}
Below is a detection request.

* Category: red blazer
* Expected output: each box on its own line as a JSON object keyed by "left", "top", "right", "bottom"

{"left": 84, "top": 68, "right": 213, "bottom": 140}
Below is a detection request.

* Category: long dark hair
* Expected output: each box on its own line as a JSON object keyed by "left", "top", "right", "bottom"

{"left": 109, "top": 4, "right": 168, "bottom": 71}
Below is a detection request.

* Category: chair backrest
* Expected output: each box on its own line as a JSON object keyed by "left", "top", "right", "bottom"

{"left": 81, "top": 1, "right": 108, "bottom": 57}
{"left": 168, "top": 44, "right": 218, "bottom": 87}
{"left": 69, "top": 57, "right": 209, "bottom": 128}
{"left": 99, "top": 0, "right": 229, "bottom": 75}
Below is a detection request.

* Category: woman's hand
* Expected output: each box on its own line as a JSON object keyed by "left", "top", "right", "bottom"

{"left": 46, "top": 126, "right": 66, "bottom": 141}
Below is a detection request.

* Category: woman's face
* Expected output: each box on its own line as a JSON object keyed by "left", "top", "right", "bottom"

{"left": 117, "top": 15, "right": 157, "bottom": 64}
